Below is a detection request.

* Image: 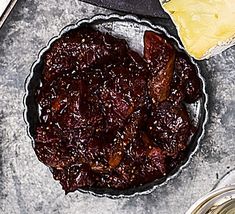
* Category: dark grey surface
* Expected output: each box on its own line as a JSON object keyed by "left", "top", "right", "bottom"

{"left": 80, "top": 0, "right": 168, "bottom": 18}
{"left": 0, "top": 0, "right": 234, "bottom": 214}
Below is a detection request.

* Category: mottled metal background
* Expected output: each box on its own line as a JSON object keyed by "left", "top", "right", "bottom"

{"left": 0, "top": 1, "right": 234, "bottom": 214}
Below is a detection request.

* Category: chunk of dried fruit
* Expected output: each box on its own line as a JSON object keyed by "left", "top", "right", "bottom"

{"left": 144, "top": 31, "right": 176, "bottom": 102}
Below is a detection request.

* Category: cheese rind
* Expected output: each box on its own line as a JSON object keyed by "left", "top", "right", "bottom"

{"left": 160, "top": 0, "right": 235, "bottom": 59}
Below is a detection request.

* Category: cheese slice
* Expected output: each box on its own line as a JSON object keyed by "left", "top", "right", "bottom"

{"left": 160, "top": 0, "right": 235, "bottom": 59}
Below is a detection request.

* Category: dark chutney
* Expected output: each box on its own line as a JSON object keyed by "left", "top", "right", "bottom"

{"left": 34, "top": 27, "right": 202, "bottom": 192}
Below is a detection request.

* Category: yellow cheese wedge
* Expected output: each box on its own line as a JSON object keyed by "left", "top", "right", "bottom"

{"left": 160, "top": 0, "right": 235, "bottom": 59}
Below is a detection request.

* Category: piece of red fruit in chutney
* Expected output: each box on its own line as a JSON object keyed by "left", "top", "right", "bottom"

{"left": 144, "top": 31, "right": 176, "bottom": 103}
{"left": 34, "top": 27, "right": 202, "bottom": 193}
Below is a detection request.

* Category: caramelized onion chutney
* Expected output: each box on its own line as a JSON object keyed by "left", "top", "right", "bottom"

{"left": 34, "top": 27, "right": 202, "bottom": 193}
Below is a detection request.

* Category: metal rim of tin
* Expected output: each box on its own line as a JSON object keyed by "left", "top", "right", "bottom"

{"left": 186, "top": 185, "right": 235, "bottom": 214}
{"left": 187, "top": 169, "right": 235, "bottom": 214}
{"left": 23, "top": 14, "right": 208, "bottom": 198}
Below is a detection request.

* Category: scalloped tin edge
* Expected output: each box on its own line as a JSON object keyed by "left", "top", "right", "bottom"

{"left": 23, "top": 14, "right": 208, "bottom": 199}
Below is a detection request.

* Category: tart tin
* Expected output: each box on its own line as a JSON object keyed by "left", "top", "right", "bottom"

{"left": 24, "top": 14, "right": 208, "bottom": 198}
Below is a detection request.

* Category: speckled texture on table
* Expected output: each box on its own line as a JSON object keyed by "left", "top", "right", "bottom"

{"left": 0, "top": 1, "right": 234, "bottom": 214}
